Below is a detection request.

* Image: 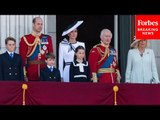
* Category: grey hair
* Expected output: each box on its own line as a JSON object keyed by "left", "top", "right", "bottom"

{"left": 100, "top": 29, "right": 112, "bottom": 38}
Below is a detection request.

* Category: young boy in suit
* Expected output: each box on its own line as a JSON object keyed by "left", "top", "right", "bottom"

{"left": 0, "top": 37, "right": 24, "bottom": 81}
{"left": 40, "top": 53, "right": 61, "bottom": 81}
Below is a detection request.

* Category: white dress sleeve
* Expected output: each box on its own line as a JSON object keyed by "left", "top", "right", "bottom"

{"left": 58, "top": 43, "right": 64, "bottom": 78}
{"left": 151, "top": 49, "right": 159, "bottom": 83}
{"left": 125, "top": 49, "right": 133, "bottom": 83}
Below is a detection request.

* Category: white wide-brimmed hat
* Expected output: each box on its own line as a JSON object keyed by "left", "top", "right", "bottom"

{"left": 62, "top": 20, "right": 83, "bottom": 36}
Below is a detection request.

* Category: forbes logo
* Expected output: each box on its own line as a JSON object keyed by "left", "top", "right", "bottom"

{"left": 138, "top": 20, "right": 158, "bottom": 26}
{"left": 136, "top": 15, "right": 160, "bottom": 39}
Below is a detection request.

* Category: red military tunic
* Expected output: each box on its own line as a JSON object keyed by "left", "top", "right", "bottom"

{"left": 88, "top": 43, "right": 120, "bottom": 83}
{"left": 19, "top": 32, "right": 53, "bottom": 81}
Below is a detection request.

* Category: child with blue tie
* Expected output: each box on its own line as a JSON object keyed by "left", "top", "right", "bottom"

{"left": 40, "top": 53, "right": 61, "bottom": 81}
{"left": 0, "top": 37, "right": 24, "bottom": 81}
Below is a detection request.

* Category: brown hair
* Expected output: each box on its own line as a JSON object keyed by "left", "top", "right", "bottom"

{"left": 74, "top": 46, "right": 85, "bottom": 61}
{"left": 5, "top": 37, "right": 16, "bottom": 45}
{"left": 45, "top": 52, "right": 55, "bottom": 60}
{"left": 32, "top": 17, "right": 42, "bottom": 24}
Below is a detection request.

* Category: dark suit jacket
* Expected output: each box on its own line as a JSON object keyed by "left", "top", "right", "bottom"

{"left": 40, "top": 67, "right": 61, "bottom": 81}
{"left": 0, "top": 52, "right": 24, "bottom": 81}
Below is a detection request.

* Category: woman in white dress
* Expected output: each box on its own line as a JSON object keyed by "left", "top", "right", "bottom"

{"left": 125, "top": 38, "right": 159, "bottom": 83}
{"left": 58, "top": 21, "right": 85, "bottom": 82}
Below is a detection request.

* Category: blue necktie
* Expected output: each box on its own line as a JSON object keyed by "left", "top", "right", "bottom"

{"left": 10, "top": 53, "right": 13, "bottom": 58}
{"left": 50, "top": 67, "right": 53, "bottom": 72}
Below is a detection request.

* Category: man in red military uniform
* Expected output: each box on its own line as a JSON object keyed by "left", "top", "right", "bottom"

{"left": 19, "top": 17, "right": 53, "bottom": 81}
{"left": 88, "top": 28, "right": 121, "bottom": 83}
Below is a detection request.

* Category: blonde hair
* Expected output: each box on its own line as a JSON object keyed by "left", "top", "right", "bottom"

{"left": 132, "top": 40, "right": 150, "bottom": 49}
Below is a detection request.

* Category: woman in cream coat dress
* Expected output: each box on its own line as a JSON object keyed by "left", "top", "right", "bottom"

{"left": 125, "top": 39, "right": 159, "bottom": 83}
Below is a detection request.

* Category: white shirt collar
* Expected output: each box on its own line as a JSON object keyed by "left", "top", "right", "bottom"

{"left": 47, "top": 65, "right": 54, "bottom": 69}
{"left": 7, "top": 51, "right": 14, "bottom": 55}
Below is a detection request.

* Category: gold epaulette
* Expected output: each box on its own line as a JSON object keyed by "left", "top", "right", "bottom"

{"left": 23, "top": 36, "right": 37, "bottom": 47}
{"left": 93, "top": 43, "right": 101, "bottom": 48}
{"left": 22, "top": 36, "right": 40, "bottom": 57}
{"left": 89, "top": 44, "right": 101, "bottom": 53}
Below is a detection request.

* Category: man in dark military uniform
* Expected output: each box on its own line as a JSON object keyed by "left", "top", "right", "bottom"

{"left": 88, "top": 29, "right": 121, "bottom": 83}
{"left": 0, "top": 37, "right": 24, "bottom": 81}
{"left": 19, "top": 17, "right": 54, "bottom": 81}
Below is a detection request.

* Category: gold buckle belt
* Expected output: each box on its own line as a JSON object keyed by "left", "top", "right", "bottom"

{"left": 98, "top": 68, "right": 115, "bottom": 73}
{"left": 28, "top": 60, "right": 46, "bottom": 65}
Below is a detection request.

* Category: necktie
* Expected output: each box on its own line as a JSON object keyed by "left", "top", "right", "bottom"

{"left": 10, "top": 53, "right": 13, "bottom": 58}
{"left": 50, "top": 67, "right": 53, "bottom": 72}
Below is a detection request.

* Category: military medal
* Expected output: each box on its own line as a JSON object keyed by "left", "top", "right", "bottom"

{"left": 40, "top": 50, "right": 45, "bottom": 55}
{"left": 43, "top": 45, "right": 47, "bottom": 51}
{"left": 113, "top": 61, "right": 116, "bottom": 67}
{"left": 110, "top": 50, "right": 113, "bottom": 55}
{"left": 110, "top": 50, "right": 116, "bottom": 56}
{"left": 41, "top": 41, "right": 48, "bottom": 44}
{"left": 41, "top": 36, "right": 48, "bottom": 44}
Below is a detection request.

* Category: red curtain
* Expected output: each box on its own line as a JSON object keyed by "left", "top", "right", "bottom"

{"left": 25, "top": 82, "right": 114, "bottom": 105}
{"left": 117, "top": 83, "right": 160, "bottom": 105}
{"left": 0, "top": 82, "right": 160, "bottom": 105}
{"left": 0, "top": 81, "right": 23, "bottom": 105}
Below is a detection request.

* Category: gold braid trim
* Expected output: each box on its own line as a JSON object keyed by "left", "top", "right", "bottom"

{"left": 23, "top": 36, "right": 40, "bottom": 57}
{"left": 31, "top": 32, "right": 42, "bottom": 53}
{"left": 97, "top": 47, "right": 109, "bottom": 64}
{"left": 93, "top": 43, "right": 101, "bottom": 48}
{"left": 23, "top": 36, "right": 37, "bottom": 47}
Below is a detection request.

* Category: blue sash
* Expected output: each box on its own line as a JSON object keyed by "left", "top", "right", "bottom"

{"left": 97, "top": 47, "right": 114, "bottom": 79}
{"left": 26, "top": 35, "right": 48, "bottom": 67}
